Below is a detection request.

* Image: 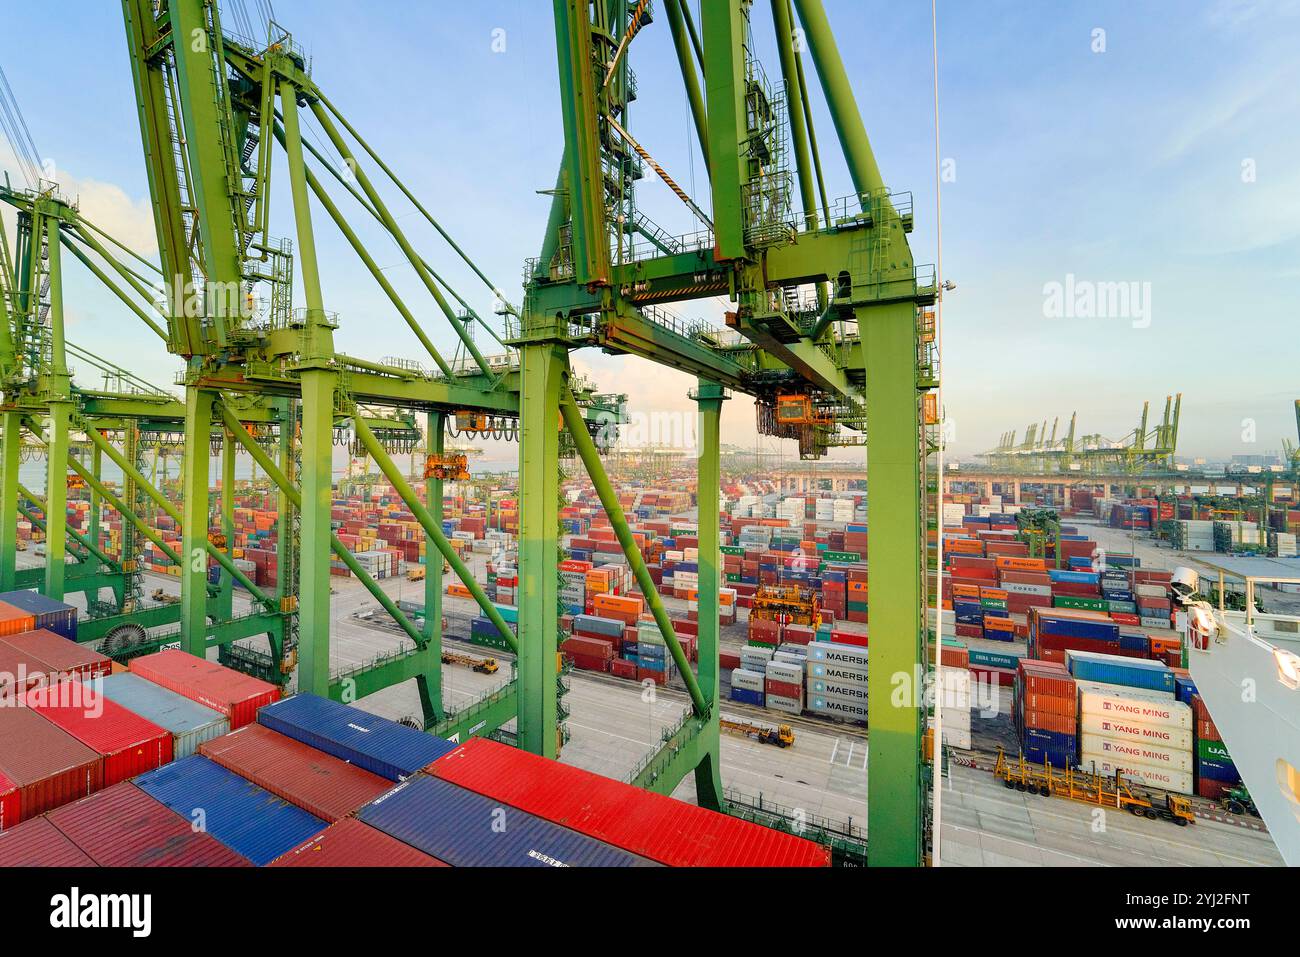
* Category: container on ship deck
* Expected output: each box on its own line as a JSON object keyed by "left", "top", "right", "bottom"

{"left": 0, "top": 629, "right": 109, "bottom": 683}
{"left": 128, "top": 649, "right": 280, "bottom": 729}
{"left": 359, "top": 775, "right": 660, "bottom": 867}
{"left": 427, "top": 737, "right": 831, "bottom": 866}
{"left": 256, "top": 693, "right": 456, "bottom": 781}
{"left": 269, "top": 817, "right": 447, "bottom": 867}
{"left": 0, "top": 705, "right": 102, "bottom": 820}
{"left": 0, "top": 815, "right": 96, "bottom": 866}
{"left": 89, "top": 673, "right": 229, "bottom": 759}
{"left": 44, "top": 782, "right": 250, "bottom": 866}
{"left": 23, "top": 685, "right": 172, "bottom": 787}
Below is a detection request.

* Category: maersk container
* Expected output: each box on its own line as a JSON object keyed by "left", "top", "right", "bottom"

{"left": 257, "top": 693, "right": 456, "bottom": 781}
{"left": 810, "top": 679, "right": 868, "bottom": 701}
{"left": 0, "top": 591, "right": 77, "bottom": 641}
{"left": 1065, "top": 650, "right": 1175, "bottom": 693}
{"left": 359, "top": 775, "right": 658, "bottom": 867}
{"left": 0, "top": 705, "right": 102, "bottom": 820}
{"left": 269, "top": 818, "right": 447, "bottom": 867}
{"left": 90, "top": 673, "right": 229, "bottom": 759}
{"left": 428, "top": 738, "right": 831, "bottom": 867}
{"left": 44, "top": 782, "right": 250, "bottom": 867}
{"left": 807, "top": 696, "right": 867, "bottom": 721}
{"left": 730, "top": 668, "right": 764, "bottom": 691}
{"left": 0, "top": 815, "right": 97, "bottom": 866}
{"left": 806, "top": 641, "right": 868, "bottom": 666}
{"left": 135, "top": 755, "right": 325, "bottom": 866}
{"left": 806, "top": 660, "right": 868, "bottom": 684}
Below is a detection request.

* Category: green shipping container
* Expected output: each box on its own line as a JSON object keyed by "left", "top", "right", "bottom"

{"left": 1198, "top": 739, "right": 1232, "bottom": 763}
{"left": 1055, "top": 595, "right": 1107, "bottom": 612}
{"left": 824, "top": 551, "right": 861, "bottom": 563}
{"left": 981, "top": 598, "right": 1008, "bottom": 611}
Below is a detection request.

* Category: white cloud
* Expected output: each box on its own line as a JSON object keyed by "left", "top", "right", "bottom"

{"left": 59, "top": 171, "right": 159, "bottom": 257}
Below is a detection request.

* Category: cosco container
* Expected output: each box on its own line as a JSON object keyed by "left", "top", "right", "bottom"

{"left": 0, "top": 705, "right": 102, "bottom": 819}
{"left": 198, "top": 724, "right": 390, "bottom": 820}
{"left": 23, "top": 686, "right": 172, "bottom": 786}
{"left": 428, "top": 738, "right": 831, "bottom": 867}
{"left": 90, "top": 673, "right": 229, "bottom": 759}
{"left": 257, "top": 693, "right": 456, "bottom": 781}
{"left": 135, "top": 755, "right": 325, "bottom": 866}
{"left": 129, "top": 649, "right": 280, "bottom": 728}
{"left": 0, "top": 815, "right": 97, "bottom": 866}
{"left": 360, "top": 774, "right": 660, "bottom": 867}
{"left": 44, "top": 782, "right": 250, "bottom": 866}
{"left": 269, "top": 818, "right": 447, "bottom": 867}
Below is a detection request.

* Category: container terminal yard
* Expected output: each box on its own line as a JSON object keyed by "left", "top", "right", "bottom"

{"left": 0, "top": 0, "right": 1294, "bottom": 906}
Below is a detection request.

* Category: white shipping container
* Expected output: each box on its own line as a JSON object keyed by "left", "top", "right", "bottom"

{"left": 1075, "top": 678, "right": 1176, "bottom": 705}
{"left": 806, "top": 660, "right": 869, "bottom": 684}
{"left": 1079, "top": 734, "right": 1192, "bottom": 772}
{"left": 1077, "top": 756, "right": 1193, "bottom": 795}
{"left": 808, "top": 678, "right": 867, "bottom": 701}
{"left": 765, "top": 693, "right": 803, "bottom": 714}
{"left": 807, "top": 641, "right": 868, "bottom": 666}
{"left": 1079, "top": 713, "right": 1192, "bottom": 750}
{"left": 807, "top": 696, "right": 868, "bottom": 721}
{"left": 731, "top": 668, "right": 765, "bottom": 691}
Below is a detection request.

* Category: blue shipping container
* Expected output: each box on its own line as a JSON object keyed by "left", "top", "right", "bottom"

{"left": 1065, "top": 652, "right": 1175, "bottom": 693}
{"left": 258, "top": 693, "right": 457, "bottom": 781}
{"left": 0, "top": 589, "right": 78, "bottom": 640}
{"left": 730, "top": 687, "right": 764, "bottom": 706}
{"left": 135, "top": 756, "right": 324, "bottom": 865}
{"left": 359, "top": 775, "right": 658, "bottom": 867}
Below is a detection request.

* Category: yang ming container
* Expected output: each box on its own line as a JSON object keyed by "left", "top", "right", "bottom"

{"left": 0, "top": 705, "right": 102, "bottom": 819}
{"left": 199, "top": 724, "right": 390, "bottom": 821}
{"left": 269, "top": 818, "right": 447, "bottom": 867}
{"left": 23, "top": 686, "right": 172, "bottom": 786}
{"left": 135, "top": 755, "right": 324, "bottom": 866}
{"left": 129, "top": 649, "right": 280, "bottom": 728}
{"left": 429, "top": 738, "right": 831, "bottom": 867}
{"left": 257, "top": 693, "right": 455, "bottom": 781}
{"left": 45, "top": 782, "right": 250, "bottom": 866}
{"left": 90, "top": 673, "right": 229, "bottom": 758}
{"left": 359, "top": 774, "right": 659, "bottom": 867}
{"left": 0, "top": 815, "right": 96, "bottom": 866}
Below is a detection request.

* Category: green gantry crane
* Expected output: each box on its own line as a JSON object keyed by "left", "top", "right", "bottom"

{"left": 2, "top": 0, "right": 938, "bottom": 866}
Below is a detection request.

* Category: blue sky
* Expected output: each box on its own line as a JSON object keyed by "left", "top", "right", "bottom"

{"left": 2, "top": 0, "right": 1297, "bottom": 462}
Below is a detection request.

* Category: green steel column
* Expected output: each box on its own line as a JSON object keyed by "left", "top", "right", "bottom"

{"left": 517, "top": 343, "right": 568, "bottom": 757}
{"left": 790, "top": 0, "right": 887, "bottom": 199}
{"left": 560, "top": 389, "right": 708, "bottom": 716}
{"left": 701, "top": 0, "right": 750, "bottom": 259}
{"left": 692, "top": 382, "right": 726, "bottom": 809}
{"left": 297, "top": 370, "right": 335, "bottom": 697}
{"left": 276, "top": 400, "right": 294, "bottom": 603}
{"left": 180, "top": 386, "right": 215, "bottom": 655}
{"left": 418, "top": 411, "right": 447, "bottom": 723}
{"left": 283, "top": 79, "right": 339, "bottom": 696}
{"left": 863, "top": 301, "right": 924, "bottom": 867}
{"left": 44, "top": 222, "right": 71, "bottom": 600}
{"left": 218, "top": 427, "right": 235, "bottom": 619}
{"left": 89, "top": 442, "right": 102, "bottom": 566}
{"left": 0, "top": 411, "right": 20, "bottom": 589}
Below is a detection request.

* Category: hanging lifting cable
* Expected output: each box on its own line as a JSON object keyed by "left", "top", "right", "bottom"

{"left": 65, "top": 341, "right": 168, "bottom": 396}
{"left": 304, "top": 97, "right": 496, "bottom": 379}
{"left": 76, "top": 217, "right": 163, "bottom": 277}
{"left": 600, "top": 0, "right": 654, "bottom": 91}
{"left": 311, "top": 90, "right": 520, "bottom": 320}
{"left": 605, "top": 115, "right": 713, "bottom": 229}
{"left": 285, "top": 118, "right": 508, "bottom": 352}
{"left": 57, "top": 231, "right": 168, "bottom": 343}
{"left": 0, "top": 64, "right": 42, "bottom": 188}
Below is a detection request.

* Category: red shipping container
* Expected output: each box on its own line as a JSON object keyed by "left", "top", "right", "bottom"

{"left": 0, "top": 706, "right": 102, "bottom": 819}
{"left": 0, "top": 630, "right": 112, "bottom": 684}
{"left": 198, "top": 724, "right": 389, "bottom": 821}
{"left": 23, "top": 686, "right": 172, "bottom": 787}
{"left": 0, "top": 815, "right": 96, "bottom": 866}
{"left": 129, "top": 649, "right": 280, "bottom": 728}
{"left": 764, "top": 679, "right": 803, "bottom": 699}
{"left": 830, "top": 629, "right": 867, "bottom": 648}
{"left": 0, "top": 642, "right": 44, "bottom": 697}
{"left": 270, "top": 818, "right": 446, "bottom": 867}
{"left": 0, "top": 768, "right": 17, "bottom": 831}
{"left": 45, "top": 782, "right": 250, "bottom": 866}
{"left": 429, "top": 737, "right": 830, "bottom": 867}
